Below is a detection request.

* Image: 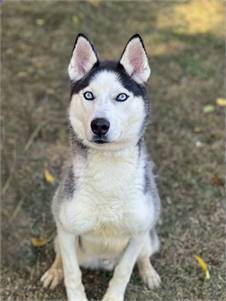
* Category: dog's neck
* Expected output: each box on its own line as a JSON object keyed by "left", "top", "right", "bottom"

{"left": 88, "top": 144, "right": 140, "bottom": 159}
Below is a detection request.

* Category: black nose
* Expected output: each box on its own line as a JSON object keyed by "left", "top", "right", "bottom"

{"left": 91, "top": 118, "right": 110, "bottom": 137}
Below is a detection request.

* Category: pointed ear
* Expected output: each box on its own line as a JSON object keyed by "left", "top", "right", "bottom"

{"left": 119, "top": 34, "right": 150, "bottom": 84}
{"left": 68, "top": 34, "right": 98, "bottom": 82}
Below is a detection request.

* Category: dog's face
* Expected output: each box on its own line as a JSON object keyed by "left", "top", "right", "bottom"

{"left": 68, "top": 34, "right": 150, "bottom": 151}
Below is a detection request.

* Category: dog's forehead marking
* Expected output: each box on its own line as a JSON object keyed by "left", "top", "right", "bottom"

{"left": 71, "top": 61, "right": 147, "bottom": 97}
{"left": 88, "top": 70, "right": 125, "bottom": 93}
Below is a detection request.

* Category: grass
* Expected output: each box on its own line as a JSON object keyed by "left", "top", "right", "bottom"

{"left": 1, "top": 1, "right": 225, "bottom": 300}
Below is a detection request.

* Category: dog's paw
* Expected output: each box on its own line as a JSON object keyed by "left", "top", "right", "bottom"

{"left": 40, "top": 267, "right": 63, "bottom": 289}
{"left": 140, "top": 266, "right": 161, "bottom": 289}
{"left": 102, "top": 291, "right": 124, "bottom": 301}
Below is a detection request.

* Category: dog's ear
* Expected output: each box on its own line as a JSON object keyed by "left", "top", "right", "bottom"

{"left": 119, "top": 34, "right": 150, "bottom": 84}
{"left": 68, "top": 34, "right": 98, "bottom": 82}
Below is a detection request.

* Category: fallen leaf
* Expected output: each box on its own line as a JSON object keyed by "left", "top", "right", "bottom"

{"left": 194, "top": 255, "right": 210, "bottom": 280}
{"left": 210, "top": 175, "right": 224, "bottom": 186}
{"left": 44, "top": 168, "right": 55, "bottom": 184}
{"left": 72, "top": 16, "right": 80, "bottom": 24}
{"left": 31, "top": 237, "right": 48, "bottom": 247}
{"left": 203, "top": 104, "right": 215, "bottom": 113}
{"left": 216, "top": 98, "right": 226, "bottom": 107}
{"left": 87, "top": 0, "right": 102, "bottom": 7}
{"left": 36, "top": 18, "right": 45, "bottom": 26}
{"left": 193, "top": 127, "right": 202, "bottom": 133}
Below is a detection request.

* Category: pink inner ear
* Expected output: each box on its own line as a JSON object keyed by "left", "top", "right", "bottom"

{"left": 128, "top": 42, "right": 144, "bottom": 74}
{"left": 76, "top": 43, "right": 90, "bottom": 74}
{"left": 74, "top": 38, "right": 95, "bottom": 76}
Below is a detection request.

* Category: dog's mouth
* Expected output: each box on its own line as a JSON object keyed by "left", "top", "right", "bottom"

{"left": 93, "top": 138, "right": 109, "bottom": 144}
{"left": 90, "top": 135, "right": 109, "bottom": 144}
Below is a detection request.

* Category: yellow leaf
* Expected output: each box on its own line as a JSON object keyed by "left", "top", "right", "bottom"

{"left": 31, "top": 237, "right": 48, "bottom": 247}
{"left": 87, "top": 0, "right": 102, "bottom": 7}
{"left": 36, "top": 18, "right": 45, "bottom": 26}
{"left": 72, "top": 16, "right": 80, "bottom": 24}
{"left": 193, "top": 127, "right": 202, "bottom": 133}
{"left": 31, "top": 230, "right": 55, "bottom": 247}
{"left": 203, "top": 104, "right": 215, "bottom": 113}
{"left": 44, "top": 168, "right": 55, "bottom": 184}
{"left": 216, "top": 98, "right": 226, "bottom": 107}
{"left": 194, "top": 255, "right": 210, "bottom": 280}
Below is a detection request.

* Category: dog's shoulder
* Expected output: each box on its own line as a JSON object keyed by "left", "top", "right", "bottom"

{"left": 51, "top": 138, "right": 87, "bottom": 219}
{"left": 140, "top": 142, "right": 161, "bottom": 224}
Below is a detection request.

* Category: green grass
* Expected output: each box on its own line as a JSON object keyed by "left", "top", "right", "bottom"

{"left": 1, "top": 1, "right": 225, "bottom": 300}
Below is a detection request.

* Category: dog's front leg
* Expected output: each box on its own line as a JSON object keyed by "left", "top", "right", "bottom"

{"left": 58, "top": 227, "right": 88, "bottom": 301}
{"left": 102, "top": 233, "right": 146, "bottom": 301}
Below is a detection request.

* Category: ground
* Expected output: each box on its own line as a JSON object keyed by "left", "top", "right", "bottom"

{"left": 1, "top": 1, "right": 225, "bottom": 300}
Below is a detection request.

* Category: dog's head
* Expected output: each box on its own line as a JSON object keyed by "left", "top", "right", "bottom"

{"left": 68, "top": 34, "right": 151, "bottom": 151}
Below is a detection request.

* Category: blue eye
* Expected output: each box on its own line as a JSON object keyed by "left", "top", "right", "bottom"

{"left": 83, "top": 91, "right": 94, "bottom": 101}
{"left": 116, "top": 93, "right": 129, "bottom": 102}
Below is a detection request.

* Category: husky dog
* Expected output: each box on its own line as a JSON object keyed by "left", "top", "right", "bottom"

{"left": 41, "top": 34, "right": 161, "bottom": 301}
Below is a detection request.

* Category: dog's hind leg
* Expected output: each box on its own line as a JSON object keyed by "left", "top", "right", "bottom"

{"left": 41, "top": 236, "right": 64, "bottom": 289}
{"left": 137, "top": 230, "right": 161, "bottom": 289}
{"left": 41, "top": 254, "right": 64, "bottom": 289}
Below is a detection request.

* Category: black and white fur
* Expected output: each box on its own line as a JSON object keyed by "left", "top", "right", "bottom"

{"left": 41, "top": 34, "right": 161, "bottom": 301}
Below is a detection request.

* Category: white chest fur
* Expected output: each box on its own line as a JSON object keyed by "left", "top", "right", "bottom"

{"left": 59, "top": 147, "right": 155, "bottom": 237}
